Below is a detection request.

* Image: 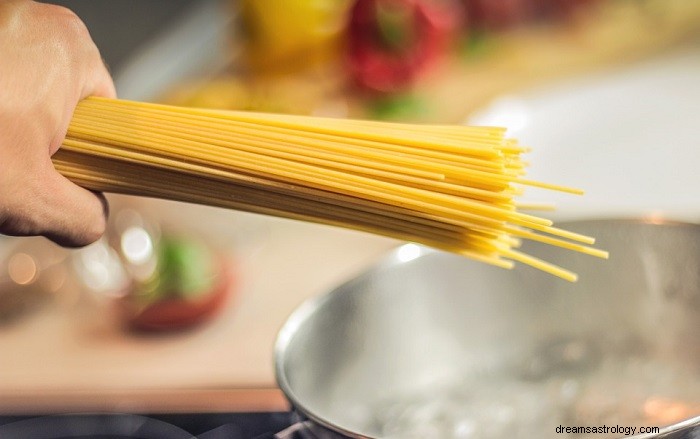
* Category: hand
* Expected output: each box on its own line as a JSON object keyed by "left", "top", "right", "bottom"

{"left": 0, "top": 0, "right": 116, "bottom": 247}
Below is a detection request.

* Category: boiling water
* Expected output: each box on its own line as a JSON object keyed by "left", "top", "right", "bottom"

{"left": 372, "top": 338, "right": 700, "bottom": 439}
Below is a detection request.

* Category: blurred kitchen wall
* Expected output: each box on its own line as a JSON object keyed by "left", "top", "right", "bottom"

{"left": 41, "top": 1, "right": 199, "bottom": 74}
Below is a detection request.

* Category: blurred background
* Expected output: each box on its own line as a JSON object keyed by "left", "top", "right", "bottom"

{"left": 1, "top": 0, "right": 699, "bottom": 423}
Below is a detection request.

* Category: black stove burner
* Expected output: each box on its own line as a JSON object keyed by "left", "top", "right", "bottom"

{"left": 0, "top": 412, "right": 295, "bottom": 439}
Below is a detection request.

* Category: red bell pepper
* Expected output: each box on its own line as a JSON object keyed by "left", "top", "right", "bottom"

{"left": 347, "top": 0, "right": 462, "bottom": 94}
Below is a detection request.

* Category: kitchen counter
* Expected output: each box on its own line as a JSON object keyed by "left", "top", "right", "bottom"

{"left": 0, "top": 200, "right": 398, "bottom": 413}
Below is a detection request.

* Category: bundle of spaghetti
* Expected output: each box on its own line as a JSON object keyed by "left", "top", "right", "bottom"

{"left": 53, "top": 97, "right": 608, "bottom": 281}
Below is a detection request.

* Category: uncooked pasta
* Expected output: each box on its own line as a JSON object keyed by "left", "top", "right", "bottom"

{"left": 53, "top": 97, "right": 608, "bottom": 281}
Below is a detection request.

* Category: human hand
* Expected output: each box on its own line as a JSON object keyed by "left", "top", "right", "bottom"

{"left": 0, "top": 0, "right": 116, "bottom": 247}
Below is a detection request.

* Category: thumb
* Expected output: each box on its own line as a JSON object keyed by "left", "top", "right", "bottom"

{"left": 44, "top": 55, "right": 115, "bottom": 246}
{"left": 38, "top": 161, "right": 109, "bottom": 247}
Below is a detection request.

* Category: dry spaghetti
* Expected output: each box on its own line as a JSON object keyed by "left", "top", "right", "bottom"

{"left": 53, "top": 97, "right": 607, "bottom": 281}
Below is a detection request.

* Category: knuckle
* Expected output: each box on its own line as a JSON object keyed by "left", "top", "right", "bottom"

{"left": 44, "top": 3, "right": 84, "bottom": 27}
{"left": 64, "top": 11, "right": 90, "bottom": 38}
{"left": 44, "top": 4, "right": 91, "bottom": 42}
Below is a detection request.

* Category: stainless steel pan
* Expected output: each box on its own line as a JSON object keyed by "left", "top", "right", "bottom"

{"left": 275, "top": 219, "right": 700, "bottom": 439}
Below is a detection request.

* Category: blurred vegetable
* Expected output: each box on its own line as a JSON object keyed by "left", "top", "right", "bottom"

{"left": 531, "top": 0, "right": 601, "bottom": 21}
{"left": 163, "top": 239, "right": 215, "bottom": 296}
{"left": 369, "top": 93, "right": 427, "bottom": 120}
{"left": 240, "top": 0, "right": 352, "bottom": 73}
{"left": 463, "top": 0, "right": 599, "bottom": 32}
{"left": 123, "top": 236, "right": 234, "bottom": 332}
{"left": 464, "top": 0, "right": 533, "bottom": 31}
{"left": 347, "top": 0, "right": 462, "bottom": 93}
{"left": 126, "top": 269, "right": 231, "bottom": 332}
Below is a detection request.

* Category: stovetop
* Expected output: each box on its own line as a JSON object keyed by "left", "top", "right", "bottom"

{"left": 3, "top": 411, "right": 700, "bottom": 438}
{"left": 0, "top": 412, "right": 298, "bottom": 439}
